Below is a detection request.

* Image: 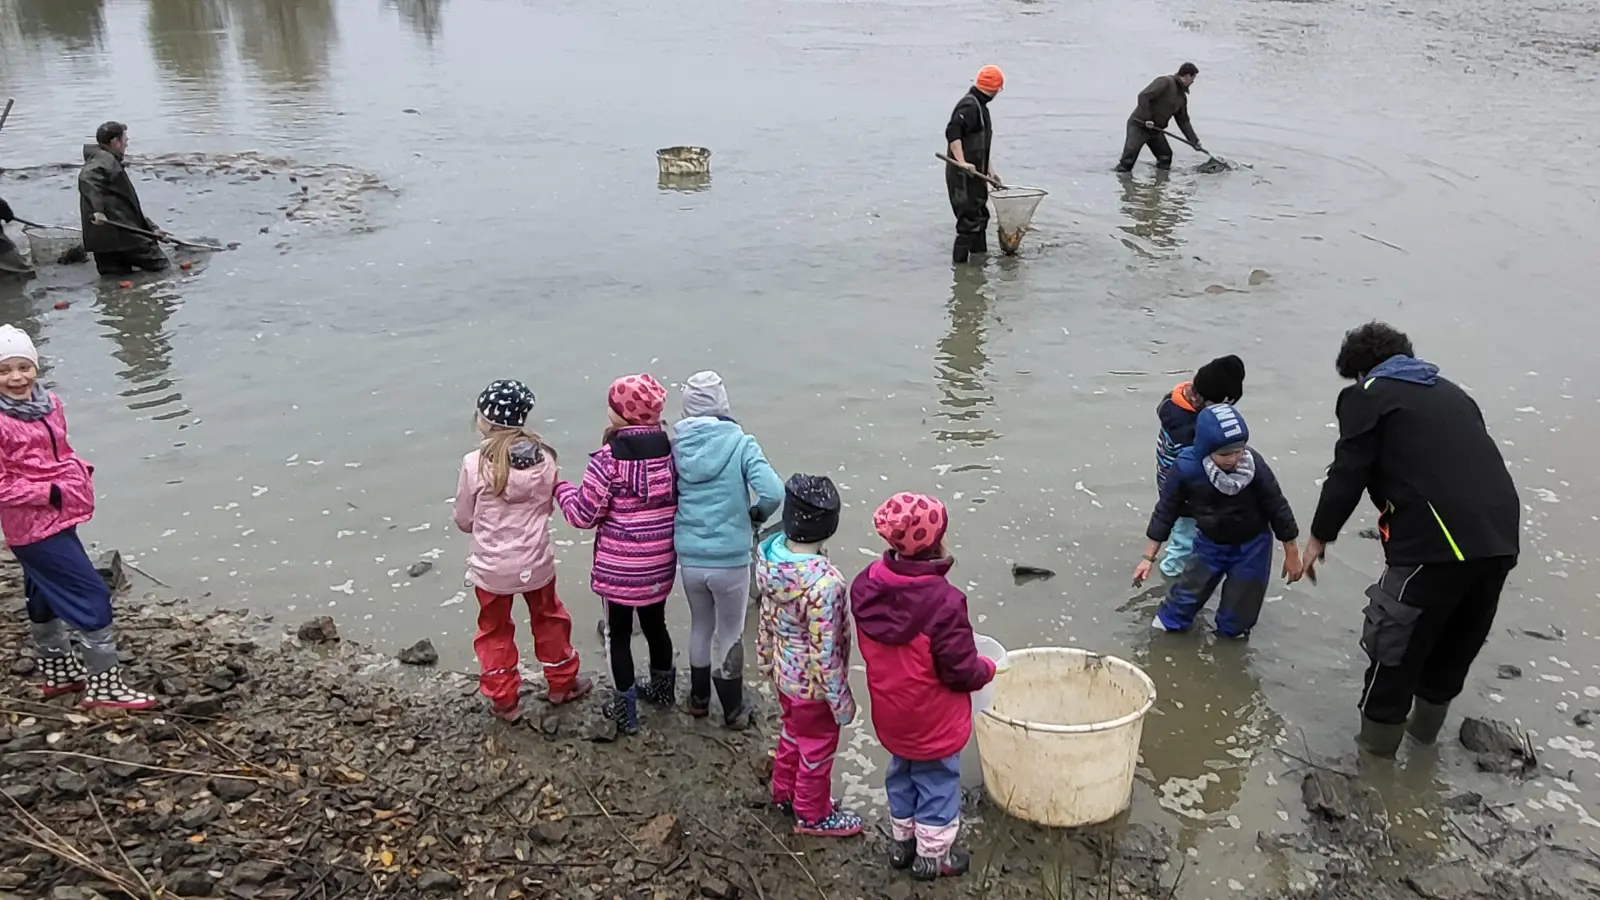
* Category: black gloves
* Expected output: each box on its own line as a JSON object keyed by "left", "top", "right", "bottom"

{"left": 0, "top": 197, "right": 14, "bottom": 223}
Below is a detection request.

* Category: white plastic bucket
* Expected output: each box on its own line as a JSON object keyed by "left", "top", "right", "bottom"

{"left": 975, "top": 647, "right": 1156, "bottom": 827}
{"left": 972, "top": 634, "right": 1009, "bottom": 715}
{"left": 656, "top": 146, "right": 712, "bottom": 177}
{"left": 23, "top": 226, "right": 82, "bottom": 266}
{"left": 989, "top": 187, "right": 1047, "bottom": 254}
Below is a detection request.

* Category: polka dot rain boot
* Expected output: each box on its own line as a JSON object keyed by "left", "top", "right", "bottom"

{"left": 81, "top": 667, "right": 158, "bottom": 711}
{"left": 37, "top": 654, "right": 88, "bottom": 698}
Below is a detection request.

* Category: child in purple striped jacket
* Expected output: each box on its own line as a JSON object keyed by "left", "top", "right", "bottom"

{"left": 555, "top": 374, "right": 679, "bottom": 735}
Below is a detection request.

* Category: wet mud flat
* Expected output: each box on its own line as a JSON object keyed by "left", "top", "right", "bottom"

{"left": 0, "top": 556, "right": 1180, "bottom": 900}
{"left": 3, "top": 553, "right": 1593, "bottom": 900}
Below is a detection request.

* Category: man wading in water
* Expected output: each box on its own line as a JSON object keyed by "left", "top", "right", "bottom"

{"left": 78, "top": 122, "right": 170, "bottom": 277}
{"left": 1300, "top": 322, "right": 1520, "bottom": 758}
{"left": 1117, "top": 62, "right": 1202, "bottom": 173}
{"left": 944, "top": 65, "right": 1004, "bottom": 265}
{"left": 0, "top": 197, "right": 35, "bottom": 281}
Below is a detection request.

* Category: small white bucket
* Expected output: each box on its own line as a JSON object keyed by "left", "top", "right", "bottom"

{"left": 656, "top": 146, "right": 712, "bottom": 177}
{"left": 23, "top": 226, "right": 82, "bottom": 266}
{"left": 975, "top": 647, "right": 1156, "bottom": 827}
{"left": 972, "top": 634, "right": 1009, "bottom": 715}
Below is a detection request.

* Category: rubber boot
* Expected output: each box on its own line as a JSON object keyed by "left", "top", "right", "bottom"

{"left": 970, "top": 232, "right": 988, "bottom": 254}
{"left": 32, "top": 619, "right": 86, "bottom": 697}
{"left": 889, "top": 838, "right": 917, "bottom": 870}
{"left": 81, "top": 668, "right": 158, "bottom": 711}
{"left": 1356, "top": 716, "right": 1406, "bottom": 759}
{"left": 712, "top": 676, "right": 755, "bottom": 731}
{"left": 951, "top": 237, "right": 970, "bottom": 265}
{"left": 639, "top": 667, "right": 676, "bottom": 707}
{"left": 911, "top": 847, "right": 971, "bottom": 881}
{"left": 608, "top": 686, "right": 640, "bottom": 735}
{"left": 1407, "top": 699, "right": 1451, "bottom": 745}
{"left": 687, "top": 666, "right": 712, "bottom": 718}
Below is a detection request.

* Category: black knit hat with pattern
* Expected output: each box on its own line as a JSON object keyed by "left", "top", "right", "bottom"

{"left": 477, "top": 379, "right": 535, "bottom": 428}
{"left": 783, "top": 473, "right": 841, "bottom": 544}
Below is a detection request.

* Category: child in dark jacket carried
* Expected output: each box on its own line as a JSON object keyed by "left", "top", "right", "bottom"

{"left": 1153, "top": 354, "right": 1245, "bottom": 577}
{"left": 1134, "top": 404, "right": 1301, "bottom": 638}
{"left": 851, "top": 492, "right": 995, "bottom": 881}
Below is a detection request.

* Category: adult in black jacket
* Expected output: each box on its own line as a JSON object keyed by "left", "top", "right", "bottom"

{"left": 1117, "top": 62, "right": 1202, "bottom": 172}
{"left": 78, "top": 121, "right": 170, "bottom": 276}
{"left": 944, "top": 65, "right": 1004, "bottom": 265}
{"left": 1302, "top": 322, "right": 1520, "bottom": 758}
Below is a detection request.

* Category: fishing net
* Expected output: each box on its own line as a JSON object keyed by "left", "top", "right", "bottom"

{"left": 990, "top": 187, "right": 1048, "bottom": 254}
{"left": 1196, "top": 157, "right": 1232, "bottom": 174}
{"left": 23, "top": 226, "right": 83, "bottom": 267}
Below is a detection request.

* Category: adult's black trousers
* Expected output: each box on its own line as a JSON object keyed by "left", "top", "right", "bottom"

{"left": 1357, "top": 557, "right": 1515, "bottom": 725}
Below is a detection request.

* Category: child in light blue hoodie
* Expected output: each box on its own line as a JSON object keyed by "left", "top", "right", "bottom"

{"left": 673, "top": 371, "right": 784, "bottom": 727}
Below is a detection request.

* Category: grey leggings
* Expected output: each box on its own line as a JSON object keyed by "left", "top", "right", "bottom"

{"left": 682, "top": 565, "right": 749, "bottom": 679}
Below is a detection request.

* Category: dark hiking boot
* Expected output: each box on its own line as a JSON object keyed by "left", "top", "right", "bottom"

{"left": 889, "top": 838, "right": 917, "bottom": 870}
{"left": 1356, "top": 716, "right": 1405, "bottom": 759}
{"left": 38, "top": 655, "right": 88, "bottom": 698}
{"left": 712, "top": 676, "right": 755, "bottom": 730}
{"left": 1407, "top": 699, "right": 1451, "bottom": 745}
{"left": 639, "top": 667, "right": 676, "bottom": 707}
{"left": 607, "top": 687, "right": 640, "bottom": 735}
{"left": 80, "top": 668, "right": 157, "bottom": 711}
{"left": 794, "top": 806, "right": 864, "bottom": 838}
{"left": 687, "top": 666, "right": 712, "bottom": 718}
{"left": 911, "top": 847, "right": 971, "bottom": 880}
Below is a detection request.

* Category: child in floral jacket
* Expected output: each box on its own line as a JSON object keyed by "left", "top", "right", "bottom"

{"left": 755, "top": 473, "right": 862, "bottom": 838}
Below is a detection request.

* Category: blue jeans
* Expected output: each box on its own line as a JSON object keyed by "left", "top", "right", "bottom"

{"left": 885, "top": 754, "right": 962, "bottom": 827}
{"left": 1159, "top": 517, "right": 1198, "bottom": 577}
{"left": 1156, "top": 530, "right": 1273, "bottom": 638}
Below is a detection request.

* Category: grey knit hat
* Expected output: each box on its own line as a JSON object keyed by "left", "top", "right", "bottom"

{"left": 681, "top": 370, "right": 731, "bottom": 418}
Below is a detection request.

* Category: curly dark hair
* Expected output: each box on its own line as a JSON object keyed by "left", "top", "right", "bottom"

{"left": 1335, "top": 321, "right": 1414, "bottom": 380}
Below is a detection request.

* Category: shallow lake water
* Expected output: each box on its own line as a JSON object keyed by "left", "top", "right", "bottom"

{"left": 3, "top": 0, "right": 1599, "bottom": 891}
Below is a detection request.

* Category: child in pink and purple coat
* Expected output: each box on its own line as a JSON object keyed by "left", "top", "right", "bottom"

{"left": 555, "top": 374, "right": 678, "bottom": 736}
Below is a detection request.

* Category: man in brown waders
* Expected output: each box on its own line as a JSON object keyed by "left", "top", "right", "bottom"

{"left": 78, "top": 121, "right": 170, "bottom": 277}
{"left": 944, "top": 65, "right": 1004, "bottom": 265}
{"left": 1117, "top": 62, "right": 1202, "bottom": 172}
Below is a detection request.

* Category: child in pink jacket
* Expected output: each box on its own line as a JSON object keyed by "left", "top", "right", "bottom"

{"left": 851, "top": 492, "right": 994, "bottom": 881}
{"left": 0, "top": 325, "right": 155, "bottom": 710}
{"left": 756, "top": 473, "right": 862, "bottom": 838}
{"left": 454, "top": 380, "right": 592, "bottom": 721}
{"left": 555, "top": 374, "right": 678, "bottom": 736}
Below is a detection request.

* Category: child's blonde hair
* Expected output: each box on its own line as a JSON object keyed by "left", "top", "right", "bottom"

{"left": 476, "top": 420, "right": 557, "bottom": 497}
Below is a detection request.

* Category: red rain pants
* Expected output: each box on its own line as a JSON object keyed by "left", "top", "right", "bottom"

{"left": 473, "top": 583, "right": 580, "bottom": 711}
{"left": 771, "top": 693, "right": 841, "bottom": 823}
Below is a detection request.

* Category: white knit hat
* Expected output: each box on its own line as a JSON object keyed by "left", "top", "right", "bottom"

{"left": 681, "top": 370, "right": 731, "bottom": 418}
{"left": 0, "top": 325, "right": 38, "bottom": 365}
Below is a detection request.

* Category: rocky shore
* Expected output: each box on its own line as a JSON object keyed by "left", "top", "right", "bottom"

{"left": 1, "top": 557, "right": 1588, "bottom": 899}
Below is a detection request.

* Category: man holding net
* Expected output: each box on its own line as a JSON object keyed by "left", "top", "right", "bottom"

{"left": 944, "top": 65, "right": 1004, "bottom": 265}
{"left": 1117, "top": 62, "right": 1203, "bottom": 173}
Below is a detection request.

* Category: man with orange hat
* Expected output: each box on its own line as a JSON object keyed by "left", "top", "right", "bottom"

{"left": 944, "top": 65, "right": 1004, "bottom": 265}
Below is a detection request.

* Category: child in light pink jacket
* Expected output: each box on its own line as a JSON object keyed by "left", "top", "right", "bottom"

{"left": 454, "top": 380, "right": 591, "bottom": 721}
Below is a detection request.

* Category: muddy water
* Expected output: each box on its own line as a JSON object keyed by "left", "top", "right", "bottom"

{"left": 4, "top": 0, "right": 1600, "bottom": 889}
